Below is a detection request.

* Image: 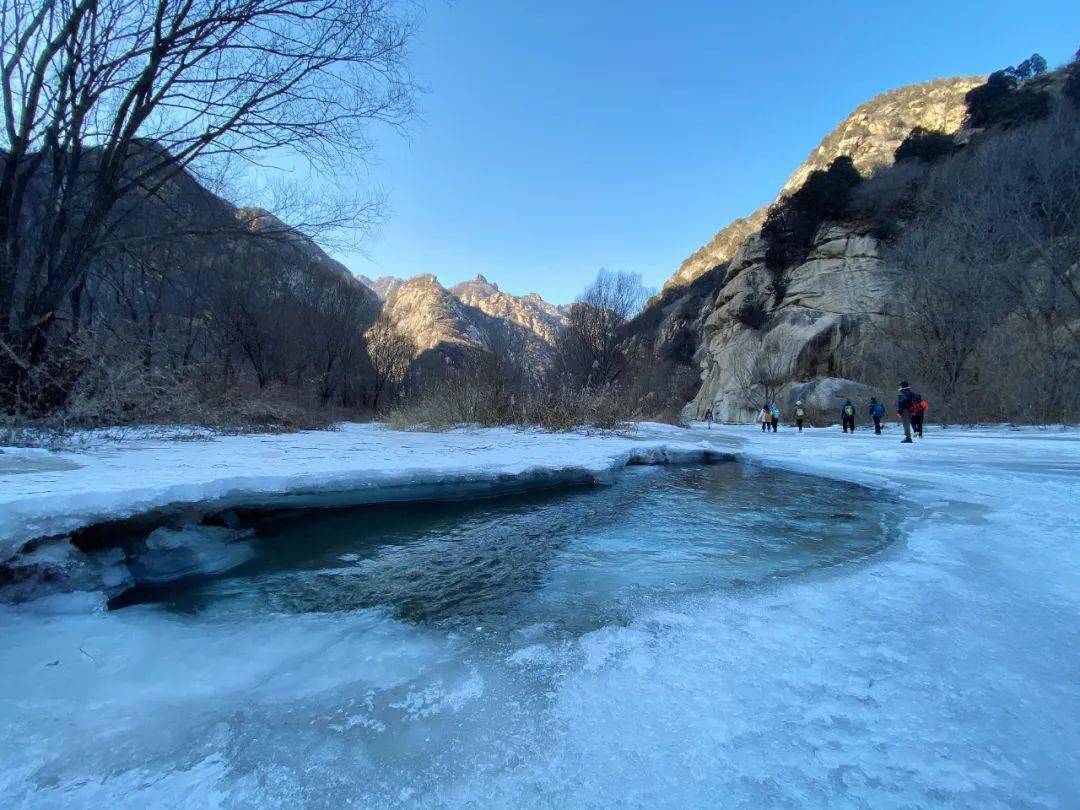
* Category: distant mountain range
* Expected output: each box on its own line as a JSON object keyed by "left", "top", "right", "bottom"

{"left": 358, "top": 272, "right": 569, "bottom": 372}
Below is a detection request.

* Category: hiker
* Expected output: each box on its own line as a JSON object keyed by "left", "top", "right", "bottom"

{"left": 912, "top": 397, "right": 927, "bottom": 438}
{"left": 794, "top": 400, "right": 806, "bottom": 432}
{"left": 869, "top": 397, "right": 885, "bottom": 435}
{"left": 896, "top": 381, "right": 919, "bottom": 443}
{"left": 841, "top": 399, "right": 856, "bottom": 433}
{"left": 758, "top": 405, "right": 770, "bottom": 432}
{"left": 769, "top": 402, "right": 780, "bottom": 432}
{"left": 704, "top": 407, "right": 713, "bottom": 430}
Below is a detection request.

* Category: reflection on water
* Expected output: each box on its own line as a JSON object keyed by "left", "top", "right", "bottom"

{"left": 114, "top": 463, "right": 900, "bottom": 636}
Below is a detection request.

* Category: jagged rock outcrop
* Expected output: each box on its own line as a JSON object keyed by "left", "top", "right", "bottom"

{"left": 641, "top": 75, "right": 983, "bottom": 421}
{"left": 375, "top": 273, "right": 563, "bottom": 374}
{"left": 450, "top": 274, "right": 567, "bottom": 345}
{"left": 379, "top": 274, "right": 490, "bottom": 354}
{"left": 357, "top": 274, "right": 405, "bottom": 300}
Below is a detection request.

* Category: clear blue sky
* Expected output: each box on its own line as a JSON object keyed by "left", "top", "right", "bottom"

{"left": 330, "top": 1, "right": 1079, "bottom": 304}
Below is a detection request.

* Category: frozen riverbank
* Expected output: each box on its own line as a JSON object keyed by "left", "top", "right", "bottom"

{"left": 1, "top": 423, "right": 1078, "bottom": 807}
{"left": 0, "top": 422, "right": 726, "bottom": 562}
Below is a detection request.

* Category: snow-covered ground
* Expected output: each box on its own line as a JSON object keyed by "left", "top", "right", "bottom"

{"left": 0, "top": 422, "right": 721, "bottom": 560}
{"left": 1, "top": 422, "right": 1078, "bottom": 807}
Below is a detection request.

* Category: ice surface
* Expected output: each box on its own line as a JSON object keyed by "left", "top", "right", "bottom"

{"left": 0, "top": 422, "right": 723, "bottom": 560}
{"left": 0, "top": 424, "right": 1078, "bottom": 807}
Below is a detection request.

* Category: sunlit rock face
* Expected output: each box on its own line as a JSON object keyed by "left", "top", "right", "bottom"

{"left": 664, "top": 77, "right": 980, "bottom": 297}
{"left": 450, "top": 274, "right": 567, "bottom": 348}
{"left": 777, "top": 76, "right": 982, "bottom": 196}
{"left": 379, "top": 274, "right": 489, "bottom": 354}
{"left": 372, "top": 273, "right": 566, "bottom": 373}
{"left": 647, "top": 76, "right": 982, "bottom": 420}
{"left": 356, "top": 274, "right": 405, "bottom": 301}
{"left": 661, "top": 209, "right": 767, "bottom": 294}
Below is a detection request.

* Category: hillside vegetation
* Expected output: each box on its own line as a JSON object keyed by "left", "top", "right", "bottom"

{"left": 641, "top": 54, "right": 1080, "bottom": 426}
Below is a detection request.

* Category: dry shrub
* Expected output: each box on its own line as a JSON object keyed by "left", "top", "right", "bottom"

{"left": 386, "top": 377, "right": 627, "bottom": 433}
{"left": 1, "top": 327, "right": 342, "bottom": 442}
{"left": 384, "top": 343, "right": 632, "bottom": 432}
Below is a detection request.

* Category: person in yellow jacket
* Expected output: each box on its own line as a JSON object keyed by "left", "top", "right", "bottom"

{"left": 757, "top": 406, "right": 769, "bottom": 432}
{"left": 841, "top": 400, "right": 856, "bottom": 433}
{"left": 794, "top": 400, "right": 806, "bottom": 432}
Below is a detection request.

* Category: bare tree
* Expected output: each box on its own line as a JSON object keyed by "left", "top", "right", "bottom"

{"left": 553, "top": 269, "right": 649, "bottom": 387}
{"left": 989, "top": 107, "right": 1080, "bottom": 349}
{"left": 365, "top": 315, "right": 415, "bottom": 412}
{"left": 0, "top": 0, "right": 415, "bottom": 407}
{"left": 731, "top": 350, "right": 787, "bottom": 414}
{"left": 873, "top": 99, "right": 1080, "bottom": 423}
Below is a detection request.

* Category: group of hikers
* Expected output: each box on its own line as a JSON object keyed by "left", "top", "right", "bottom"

{"left": 702, "top": 382, "right": 929, "bottom": 444}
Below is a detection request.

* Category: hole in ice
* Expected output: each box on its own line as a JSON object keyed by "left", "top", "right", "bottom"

{"left": 110, "top": 463, "right": 901, "bottom": 636}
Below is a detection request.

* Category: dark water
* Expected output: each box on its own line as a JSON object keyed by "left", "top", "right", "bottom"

{"left": 114, "top": 463, "right": 901, "bottom": 636}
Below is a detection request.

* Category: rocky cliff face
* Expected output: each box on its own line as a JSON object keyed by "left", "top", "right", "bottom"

{"left": 379, "top": 274, "right": 489, "bottom": 353}
{"left": 664, "top": 77, "right": 981, "bottom": 296}
{"left": 375, "top": 274, "right": 564, "bottom": 373}
{"left": 661, "top": 209, "right": 767, "bottom": 293}
{"left": 689, "top": 226, "right": 895, "bottom": 421}
{"left": 645, "top": 75, "right": 982, "bottom": 421}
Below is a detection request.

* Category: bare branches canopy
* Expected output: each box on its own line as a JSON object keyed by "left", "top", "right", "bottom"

{"left": 0, "top": 0, "right": 415, "bottom": 406}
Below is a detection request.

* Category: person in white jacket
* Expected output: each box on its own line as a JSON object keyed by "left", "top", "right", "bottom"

{"left": 757, "top": 406, "right": 769, "bottom": 432}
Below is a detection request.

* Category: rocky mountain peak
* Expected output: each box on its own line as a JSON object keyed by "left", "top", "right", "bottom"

{"left": 663, "top": 75, "right": 982, "bottom": 294}
{"left": 368, "top": 272, "right": 568, "bottom": 373}
{"left": 778, "top": 75, "right": 983, "bottom": 196}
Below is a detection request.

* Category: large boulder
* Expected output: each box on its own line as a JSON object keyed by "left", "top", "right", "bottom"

{"left": 786, "top": 378, "right": 878, "bottom": 424}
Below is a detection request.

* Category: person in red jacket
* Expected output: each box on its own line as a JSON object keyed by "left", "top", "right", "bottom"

{"left": 912, "top": 397, "right": 927, "bottom": 438}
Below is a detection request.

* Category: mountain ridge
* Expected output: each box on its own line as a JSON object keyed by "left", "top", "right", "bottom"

{"left": 662, "top": 75, "right": 984, "bottom": 295}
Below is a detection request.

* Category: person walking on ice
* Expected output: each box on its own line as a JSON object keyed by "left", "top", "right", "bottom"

{"left": 897, "top": 381, "right": 918, "bottom": 443}
{"left": 769, "top": 402, "right": 780, "bottom": 432}
{"left": 912, "top": 396, "right": 927, "bottom": 438}
{"left": 841, "top": 399, "right": 856, "bottom": 433}
{"left": 794, "top": 400, "right": 806, "bottom": 432}
{"left": 869, "top": 397, "right": 885, "bottom": 435}
{"left": 758, "top": 405, "right": 770, "bottom": 432}
{"left": 704, "top": 407, "right": 713, "bottom": 430}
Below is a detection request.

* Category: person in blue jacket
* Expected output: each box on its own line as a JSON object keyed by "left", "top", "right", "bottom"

{"left": 869, "top": 397, "right": 885, "bottom": 434}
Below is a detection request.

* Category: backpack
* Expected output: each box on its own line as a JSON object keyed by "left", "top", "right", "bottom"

{"left": 920, "top": 399, "right": 929, "bottom": 412}
{"left": 843, "top": 405, "right": 854, "bottom": 416}
{"left": 795, "top": 406, "right": 805, "bottom": 418}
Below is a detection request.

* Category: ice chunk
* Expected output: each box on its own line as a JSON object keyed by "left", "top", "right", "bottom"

{"left": 0, "top": 539, "right": 132, "bottom": 603}
{"left": 129, "top": 525, "right": 254, "bottom": 583}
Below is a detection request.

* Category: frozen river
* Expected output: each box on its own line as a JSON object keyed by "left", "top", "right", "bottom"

{"left": 1, "top": 424, "right": 1077, "bottom": 807}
